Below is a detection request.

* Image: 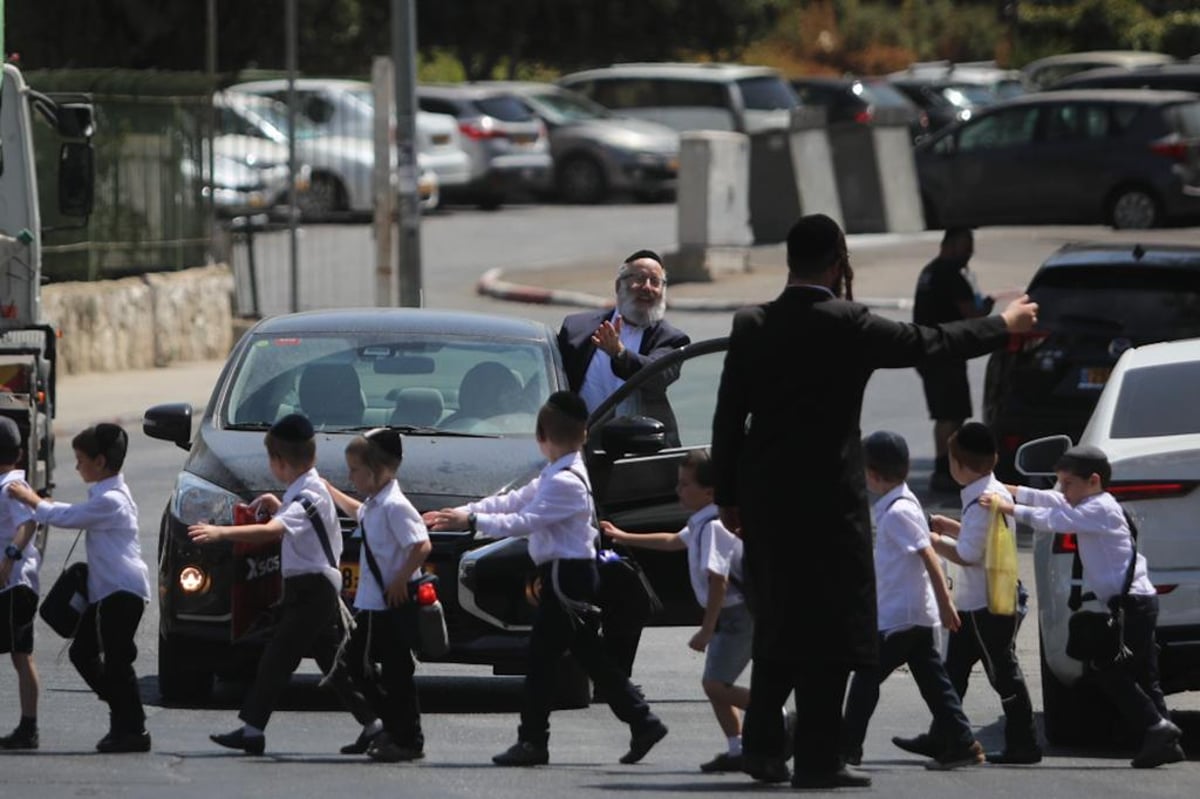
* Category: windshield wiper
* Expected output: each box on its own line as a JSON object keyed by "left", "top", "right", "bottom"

{"left": 223, "top": 422, "right": 274, "bottom": 431}
{"left": 337, "top": 424, "right": 501, "bottom": 439}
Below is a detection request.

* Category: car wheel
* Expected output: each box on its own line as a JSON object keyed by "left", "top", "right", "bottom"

{"left": 297, "top": 173, "right": 346, "bottom": 218}
{"left": 1107, "top": 186, "right": 1160, "bottom": 230}
{"left": 1039, "top": 637, "right": 1120, "bottom": 747}
{"left": 477, "top": 191, "right": 504, "bottom": 211}
{"left": 158, "top": 634, "right": 215, "bottom": 705}
{"left": 552, "top": 655, "right": 592, "bottom": 709}
{"left": 558, "top": 155, "right": 608, "bottom": 204}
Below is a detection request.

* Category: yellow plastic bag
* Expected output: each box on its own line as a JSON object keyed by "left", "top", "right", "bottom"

{"left": 985, "top": 505, "right": 1019, "bottom": 616}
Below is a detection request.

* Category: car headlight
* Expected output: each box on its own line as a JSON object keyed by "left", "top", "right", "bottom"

{"left": 172, "top": 472, "right": 241, "bottom": 526}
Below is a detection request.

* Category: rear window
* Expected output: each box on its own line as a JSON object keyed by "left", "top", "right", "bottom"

{"left": 860, "top": 82, "right": 913, "bottom": 110}
{"left": 1030, "top": 265, "right": 1200, "bottom": 334}
{"left": 736, "top": 76, "right": 798, "bottom": 111}
{"left": 1110, "top": 360, "right": 1200, "bottom": 438}
{"left": 1171, "top": 102, "right": 1200, "bottom": 137}
{"left": 472, "top": 96, "right": 535, "bottom": 122}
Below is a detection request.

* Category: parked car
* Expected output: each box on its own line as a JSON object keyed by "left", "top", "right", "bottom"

{"left": 143, "top": 308, "right": 731, "bottom": 703}
{"left": 1021, "top": 50, "right": 1176, "bottom": 92}
{"left": 888, "top": 62, "right": 1019, "bottom": 132}
{"left": 229, "top": 79, "right": 473, "bottom": 198}
{"left": 789, "top": 75, "right": 929, "bottom": 142}
{"left": 1046, "top": 63, "right": 1200, "bottom": 93}
{"left": 477, "top": 81, "right": 678, "bottom": 203}
{"left": 417, "top": 84, "right": 553, "bottom": 208}
{"left": 982, "top": 243, "right": 1200, "bottom": 483}
{"left": 557, "top": 62, "right": 798, "bottom": 134}
{"left": 915, "top": 90, "right": 1200, "bottom": 230}
{"left": 184, "top": 148, "right": 311, "bottom": 217}
{"left": 1015, "top": 336, "right": 1200, "bottom": 745}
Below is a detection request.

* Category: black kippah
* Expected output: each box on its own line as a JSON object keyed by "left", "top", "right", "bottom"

{"left": 624, "top": 249, "right": 664, "bottom": 268}
{"left": 954, "top": 421, "right": 996, "bottom": 457}
{"left": 0, "top": 416, "right": 21, "bottom": 454}
{"left": 270, "top": 413, "right": 314, "bottom": 442}
{"left": 545, "top": 390, "right": 588, "bottom": 424}
{"left": 95, "top": 423, "right": 128, "bottom": 451}
{"left": 365, "top": 427, "right": 404, "bottom": 459}
{"left": 1056, "top": 445, "right": 1111, "bottom": 484}
{"left": 862, "top": 430, "right": 909, "bottom": 471}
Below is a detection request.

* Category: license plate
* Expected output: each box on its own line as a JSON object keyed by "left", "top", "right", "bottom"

{"left": 432, "top": 134, "right": 450, "bottom": 145}
{"left": 510, "top": 132, "right": 536, "bottom": 145}
{"left": 1077, "top": 367, "right": 1111, "bottom": 390}
{"left": 341, "top": 563, "right": 359, "bottom": 598}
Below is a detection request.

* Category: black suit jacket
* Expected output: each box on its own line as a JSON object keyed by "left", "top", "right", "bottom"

{"left": 558, "top": 309, "right": 691, "bottom": 433}
{"left": 711, "top": 286, "right": 1009, "bottom": 668}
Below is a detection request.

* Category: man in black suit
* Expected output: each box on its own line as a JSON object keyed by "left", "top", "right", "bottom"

{"left": 711, "top": 214, "right": 1038, "bottom": 790}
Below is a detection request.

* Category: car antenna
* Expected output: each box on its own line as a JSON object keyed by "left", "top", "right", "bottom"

{"left": 1132, "top": 244, "right": 1146, "bottom": 261}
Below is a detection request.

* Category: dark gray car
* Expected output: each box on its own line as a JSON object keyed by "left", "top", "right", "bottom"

{"left": 915, "top": 90, "right": 1200, "bottom": 230}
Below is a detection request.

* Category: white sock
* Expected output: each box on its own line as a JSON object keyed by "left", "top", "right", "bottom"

{"left": 727, "top": 735, "right": 743, "bottom": 756}
{"left": 364, "top": 719, "right": 383, "bottom": 737}
{"left": 242, "top": 724, "right": 264, "bottom": 738}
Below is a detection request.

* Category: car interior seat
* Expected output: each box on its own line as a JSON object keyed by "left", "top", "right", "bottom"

{"left": 441, "top": 361, "right": 523, "bottom": 427}
{"left": 390, "top": 387, "right": 445, "bottom": 427}
{"left": 298, "top": 362, "right": 365, "bottom": 426}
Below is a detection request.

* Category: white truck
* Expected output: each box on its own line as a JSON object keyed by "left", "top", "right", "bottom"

{"left": 0, "top": 62, "right": 95, "bottom": 498}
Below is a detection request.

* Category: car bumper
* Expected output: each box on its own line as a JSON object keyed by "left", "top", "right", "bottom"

{"left": 485, "top": 154, "right": 553, "bottom": 192}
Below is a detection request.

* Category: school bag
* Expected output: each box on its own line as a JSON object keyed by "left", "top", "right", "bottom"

{"left": 39, "top": 530, "right": 89, "bottom": 638}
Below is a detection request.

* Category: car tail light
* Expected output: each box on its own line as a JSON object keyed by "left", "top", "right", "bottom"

{"left": 458, "top": 119, "right": 504, "bottom": 140}
{"left": 1149, "top": 138, "right": 1190, "bottom": 162}
{"left": 1108, "top": 481, "right": 1197, "bottom": 501}
{"left": 1052, "top": 533, "right": 1078, "bottom": 554}
{"left": 854, "top": 109, "right": 873, "bottom": 124}
{"left": 1005, "top": 330, "right": 1049, "bottom": 354}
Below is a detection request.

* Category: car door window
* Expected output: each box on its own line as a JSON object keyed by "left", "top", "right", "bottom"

{"left": 957, "top": 107, "right": 1039, "bottom": 152}
{"left": 418, "top": 98, "right": 459, "bottom": 117}
{"left": 1044, "top": 103, "right": 1111, "bottom": 141}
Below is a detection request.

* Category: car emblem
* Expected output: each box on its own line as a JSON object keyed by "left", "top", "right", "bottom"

{"left": 1108, "top": 337, "right": 1133, "bottom": 358}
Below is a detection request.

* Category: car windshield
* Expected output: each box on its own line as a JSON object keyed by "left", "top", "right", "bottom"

{"left": 527, "top": 90, "right": 610, "bottom": 123}
{"left": 241, "top": 100, "right": 323, "bottom": 141}
{"left": 860, "top": 82, "right": 914, "bottom": 109}
{"left": 736, "top": 76, "right": 798, "bottom": 110}
{"left": 222, "top": 332, "right": 554, "bottom": 436}
{"left": 1029, "top": 265, "right": 1200, "bottom": 336}
{"left": 1110, "top": 361, "right": 1200, "bottom": 438}
{"left": 472, "top": 95, "right": 536, "bottom": 122}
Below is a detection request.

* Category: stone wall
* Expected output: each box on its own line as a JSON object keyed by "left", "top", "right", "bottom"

{"left": 42, "top": 264, "right": 235, "bottom": 375}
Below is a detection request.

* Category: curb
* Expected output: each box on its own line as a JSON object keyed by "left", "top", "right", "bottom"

{"left": 477, "top": 267, "right": 913, "bottom": 312}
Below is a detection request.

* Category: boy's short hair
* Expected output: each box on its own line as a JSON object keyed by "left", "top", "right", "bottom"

{"left": 680, "top": 449, "right": 715, "bottom": 488}
{"left": 72, "top": 423, "right": 129, "bottom": 472}
{"left": 346, "top": 428, "right": 404, "bottom": 475}
{"left": 1056, "top": 444, "right": 1112, "bottom": 488}
{"left": 862, "top": 430, "right": 910, "bottom": 482}
{"left": 0, "top": 416, "right": 22, "bottom": 465}
{"left": 536, "top": 391, "right": 588, "bottom": 447}
{"left": 947, "top": 421, "right": 997, "bottom": 474}
{"left": 264, "top": 413, "right": 316, "bottom": 468}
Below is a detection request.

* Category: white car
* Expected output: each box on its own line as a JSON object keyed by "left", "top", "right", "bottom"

{"left": 1018, "top": 337, "right": 1200, "bottom": 745}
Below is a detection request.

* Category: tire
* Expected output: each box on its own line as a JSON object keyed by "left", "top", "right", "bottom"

{"left": 552, "top": 656, "right": 592, "bottom": 710}
{"left": 1039, "top": 637, "right": 1120, "bottom": 747}
{"left": 157, "top": 634, "right": 215, "bottom": 705}
{"left": 1107, "top": 186, "right": 1160, "bottom": 230}
{"left": 476, "top": 191, "right": 504, "bottom": 211}
{"left": 557, "top": 155, "right": 608, "bottom": 204}
{"left": 297, "top": 173, "right": 346, "bottom": 218}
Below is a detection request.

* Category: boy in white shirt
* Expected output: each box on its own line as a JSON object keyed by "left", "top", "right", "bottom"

{"left": 0, "top": 418, "right": 41, "bottom": 749}
{"left": 425, "top": 391, "right": 667, "bottom": 767}
{"left": 602, "top": 449, "right": 752, "bottom": 774}
{"left": 842, "top": 431, "right": 982, "bottom": 770}
{"left": 981, "top": 444, "right": 1183, "bottom": 769}
{"left": 892, "top": 421, "right": 1040, "bottom": 764}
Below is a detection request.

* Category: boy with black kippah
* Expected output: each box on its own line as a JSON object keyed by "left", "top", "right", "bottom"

{"left": 189, "top": 413, "right": 377, "bottom": 756}
{"left": 982, "top": 444, "right": 1183, "bottom": 768}
{"left": 892, "top": 421, "right": 1041, "bottom": 765}
{"left": 425, "top": 391, "right": 668, "bottom": 767}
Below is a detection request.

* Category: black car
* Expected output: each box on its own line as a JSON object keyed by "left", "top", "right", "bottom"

{"left": 144, "top": 308, "right": 729, "bottom": 703}
{"left": 789, "top": 76, "right": 929, "bottom": 142}
{"left": 983, "top": 243, "right": 1200, "bottom": 481}
{"left": 1047, "top": 63, "right": 1200, "bottom": 93}
{"left": 915, "top": 90, "right": 1200, "bottom": 230}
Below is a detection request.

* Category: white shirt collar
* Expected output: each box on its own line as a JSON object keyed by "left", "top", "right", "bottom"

{"left": 687, "top": 502, "right": 720, "bottom": 528}
{"left": 872, "top": 483, "right": 909, "bottom": 515}
{"left": 789, "top": 282, "right": 836, "bottom": 298}
{"left": 959, "top": 473, "right": 993, "bottom": 505}
{"left": 88, "top": 473, "right": 125, "bottom": 498}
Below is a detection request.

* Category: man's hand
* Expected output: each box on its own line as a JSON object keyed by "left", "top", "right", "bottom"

{"left": 929, "top": 514, "right": 960, "bottom": 535}
{"left": 688, "top": 628, "right": 713, "bottom": 653}
{"left": 423, "top": 508, "right": 469, "bottom": 531}
{"left": 980, "top": 492, "right": 1016, "bottom": 515}
{"left": 939, "top": 600, "right": 962, "bottom": 633}
{"left": 1000, "top": 294, "right": 1039, "bottom": 333}
{"left": 718, "top": 506, "right": 742, "bottom": 538}
{"left": 599, "top": 520, "right": 630, "bottom": 540}
{"left": 591, "top": 316, "right": 624, "bottom": 357}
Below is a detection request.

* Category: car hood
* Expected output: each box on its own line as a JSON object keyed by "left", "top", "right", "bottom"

{"left": 561, "top": 118, "right": 679, "bottom": 152}
{"left": 185, "top": 426, "right": 546, "bottom": 511}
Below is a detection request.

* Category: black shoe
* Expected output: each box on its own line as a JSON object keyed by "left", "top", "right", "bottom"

{"left": 492, "top": 740, "right": 549, "bottom": 767}
{"left": 742, "top": 753, "right": 791, "bottom": 784}
{"left": 620, "top": 720, "right": 668, "bottom": 764}
{"left": 699, "top": 751, "right": 744, "bottom": 773}
{"left": 210, "top": 728, "right": 265, "bottom": 756}
{"left": 0, "top": 726, "right": 38, "bottom": 750}
{"left": 892, "top": 732, "right": 939, "bottom": 758}
{"left": 96, "top": 730, "right": 151, "bottom": 754}
{"left": 340, "top": 727, "right": 382, "bottom": 755}
{"left": 842, "top": 746, "right": 863, "bottom": 767}
{"left": 367, "top": 732, "right": 425, "bottom": 763}
{"left": 791, "top": 766, "right": 872, "bottom": 789}
{"left": 925, "top": 739, "right": 985, "bottom": 771}
{"left": 1132, "top": 721, "right": 1185, "bottom": 769}
{"left": 985, "top": 745, "right": 1043, "bottom": 765}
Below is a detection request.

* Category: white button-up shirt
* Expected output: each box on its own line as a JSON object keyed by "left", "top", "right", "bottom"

{"left": 354, "top": 479, "right": 429, "bottom": 611}
{"left": 952, "top": 474, "right": 1014, "bottom": 612}
{"left": 872, "top": 484, "right": 939, "bottom": 633}
{"left": 1, "top": 470, "right": 39, "bottom": 594}
{"left": 676, "top": 503, "right": 744, "bottom": 608}
{"left": 579, "top": 311, "right": 646, "bottom": 414}
{"left": 465, "top": 451, "right": 597, "bottom": 565}
{"left": 34, "top": 473, "right": 150, "bottom": 602}
{"left": 1015, "top": 486, "right": 1154, "bottom": 602}
{"left": 275, "top": 468, "right": 343, "bottom": 591}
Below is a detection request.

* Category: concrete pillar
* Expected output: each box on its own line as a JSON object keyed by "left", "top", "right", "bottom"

{"left": 788, "top": 106, "right": 844, "bottom": 229}
{"left": 674, "top": 131, "right": 752, "bottom": 282}
{"left": 827, "top": 106, "right": 924, "bottom": 233}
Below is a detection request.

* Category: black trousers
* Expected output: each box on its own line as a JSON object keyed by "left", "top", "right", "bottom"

{"left": 240, "top": 574, "right": 375, "bottom": 730}
{"left": 743, "top": 656, "right": 850, "bottom": 776}
{"left": 844, "top": 626, "right": 974, "bottom": 754}
{"left": 518, "top": 559, "right": 657, "bottom": 748}
{"left": 341, "top": 608, "right": 424, "bottom": 750}
{"left": 70, "top": 591, "right": 146, "bottom": 734}
{"left": 933, "top": 607, "right": 1037, "bottom": 750}
{"left": 1093, "top": 594, "right": 1169, "bottom": 732}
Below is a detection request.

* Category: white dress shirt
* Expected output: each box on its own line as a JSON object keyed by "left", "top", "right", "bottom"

{"left": 34, "top": 473, "right": 150, "bottom": 602}
{"left": 1015, "top": 486, "right": 1154, "bottom": 602}
{"left": 464, "top": 451, "right": 597, "bottom": 565}
{"left": 676, "top": 503, "right": 744, "bottom": 608}
{"left": 952, "top": 474, "right": 1013, "bottom": 612}
{"left": 0, "top": 470, "right": 39, "bottom": 594}
{"left": 275, "top": 468, "right": 343, "bottom": 591}
{"left": 872, "top": 483, "right": 939, "bottom": 633}
{"left": 579, "top": 310, "right": 646, "bottom": 414}
{"left": 354, "top": 479, "right": 429, "bottom": 611}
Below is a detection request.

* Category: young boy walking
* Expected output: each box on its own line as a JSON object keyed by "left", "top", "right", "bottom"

{"left": 842, "top": 431, "right": 983, "bottom": 769}
{"left": 425, "top": 391, "right": 667, "bottom": 767}
{"left": 0, "top": 418, "right": 42, "bottom": 749}
{"left": 892, "top": 421, "right": 1041, "bottom": 764}
{"left": 602, "top": 449, "right": 752, "bottom": 774}
{"left": 981, "top": 444, "right": 1183, "bottom": 768}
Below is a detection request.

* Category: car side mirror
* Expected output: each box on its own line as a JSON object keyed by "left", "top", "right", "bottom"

{"left": 144, "top": 403, "right": 194, "bottom": 451}
{"left": 597, "top": 415, "right": 667, "bottom": 457}
{"left": 1015, "top": 435, "right": 1073, "bottom": 478}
